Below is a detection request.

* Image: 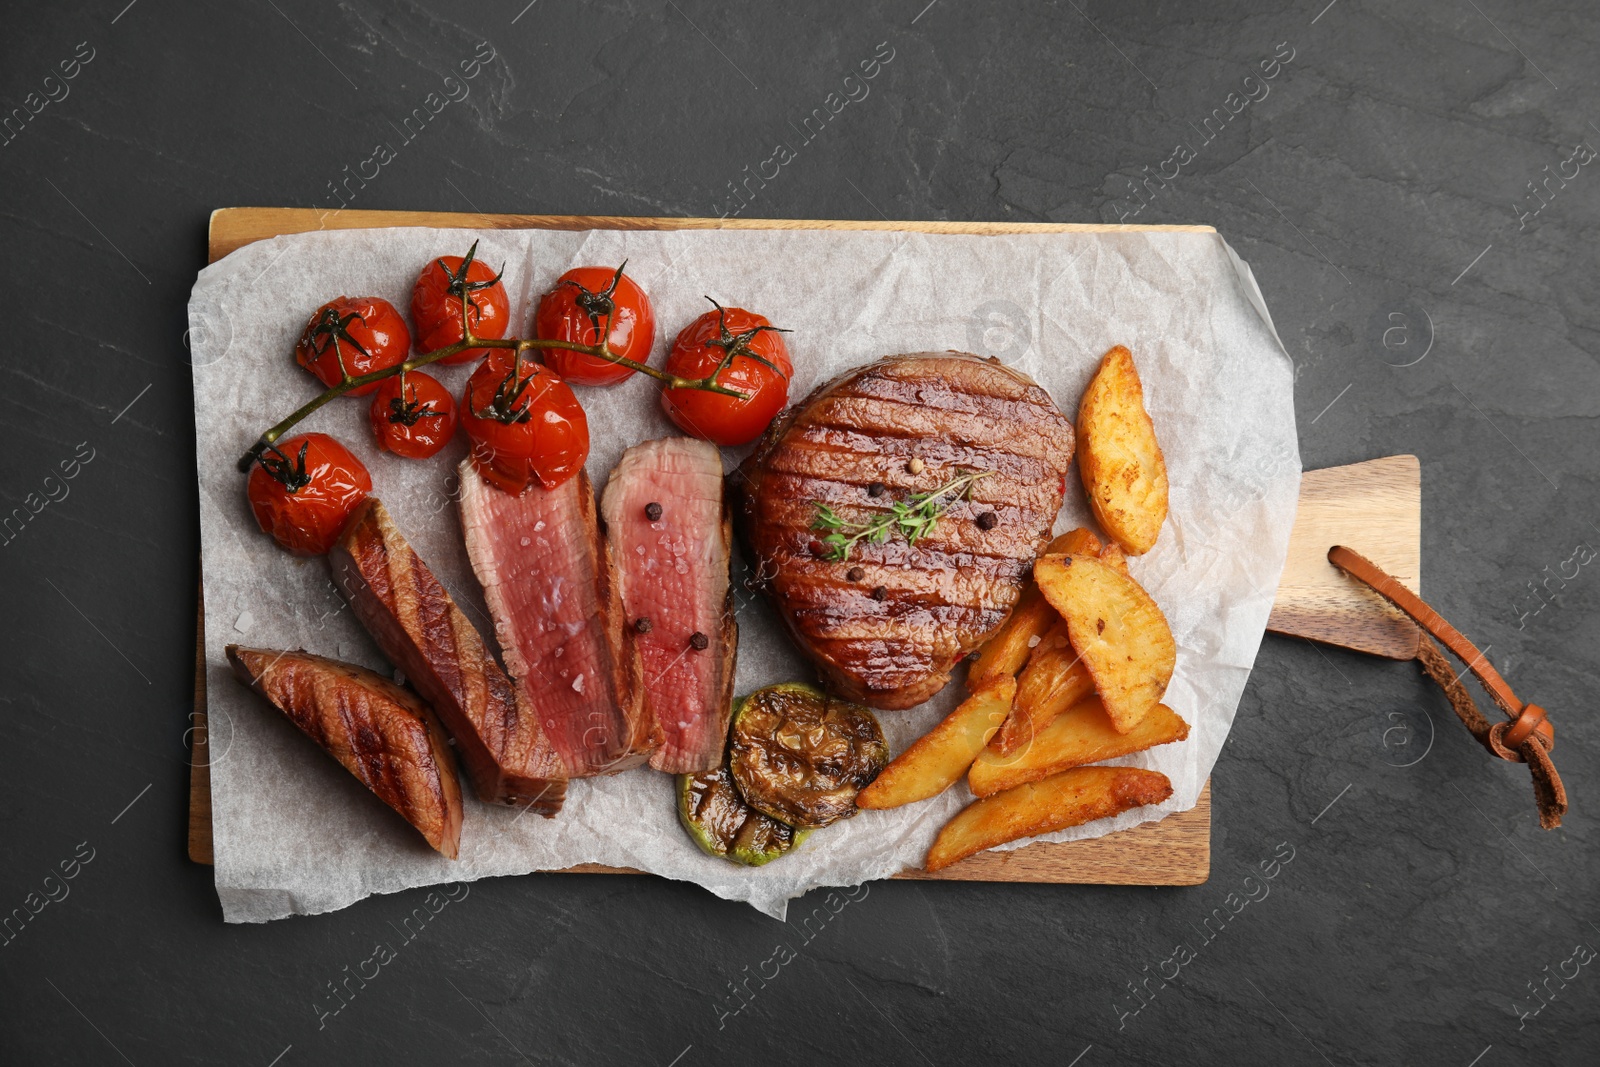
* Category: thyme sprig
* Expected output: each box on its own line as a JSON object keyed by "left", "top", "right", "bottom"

{"left": 812, "top": 468, "right": 995, "bottom": 562}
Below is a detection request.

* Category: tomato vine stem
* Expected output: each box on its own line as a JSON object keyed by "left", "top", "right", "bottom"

{"left": 236, "top": 248, "right": 749, "bottom": 473}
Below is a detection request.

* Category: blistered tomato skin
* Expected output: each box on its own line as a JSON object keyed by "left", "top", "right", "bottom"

{"left": 535, "top": 265, "right": 656, "bottom": 386}
{"left": 246, "top": 433, "right": 373, "bottom": 555}
{"left": 459, "top": 353, "right": 589, "bottom": 493}
{"left": 368, "top": 371, "right": 458, "bottom": 459}
{"left": 660, "top": 304, "right": 792, "bottom": 446}
{"left": 412, "top": 252, "right": 510, "bottom": 365}
{"left": 294, "top": 297, "right": 411, "bottom": 396}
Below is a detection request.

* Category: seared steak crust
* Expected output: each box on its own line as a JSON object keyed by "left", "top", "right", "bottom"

{"left": 733, "top": 353, "right": 1075, "bottom": 709}
{"left": 226, "top": 645, "right": 465, "bottom": 858}
{"left": 330, "top": 497, "right": 567, "bottom": 813}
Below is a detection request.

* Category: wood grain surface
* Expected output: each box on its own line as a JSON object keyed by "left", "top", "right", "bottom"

{"left": 1266, "top": 455, "right": 1423, "bottom": 659}
{"left": 188, "top": 208, "right": 1414, "bottom": 888}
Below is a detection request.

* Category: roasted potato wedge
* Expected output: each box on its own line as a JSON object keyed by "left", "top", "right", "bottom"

{"left": 1034, "top": 554, "right": 1175, "bottom": 733}
{"left": 924, "top": 766, "right": 1173, "bottom": 872}
{"left": 969, "top": 697, "right": 1189, "bottom": 797}
{"left": 989, "top": 619, "right": 1093, "bottom": 756}
{"left": 1050, "top": 528, "right": 1103, "bottom": 556}
{"left": 967, "top": 587, "right": 1055, "bottom": 689}
{"left": 1078, "top": 345, "right": 1169, "bottom": 555}
{"left": 1098, "top": 539, "right": 1131, "bottom": 576}
{"left": 856, "top": 677, "right": 1015, "bottom": 810}
{"left": 967, "top": 530, "right": 1095, "bottom": 689}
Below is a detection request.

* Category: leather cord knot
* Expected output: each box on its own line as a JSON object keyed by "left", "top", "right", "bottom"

{"left": 1495, "top": 703, "right": 1553, "bottom": 756}
{"left": 1328, "top": 546, "right": 1567, "bottom": 829}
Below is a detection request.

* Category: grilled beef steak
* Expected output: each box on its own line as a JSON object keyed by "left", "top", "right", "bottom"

{"left": 600, "top": 437, "right": 736, "bottom": 773}
{"left": 330, "top": 498, "right": 567, "bottom": 814}
{"left": 734, "top": 352, "right": 1076, "bottom": 709}
{"left": 458, "top": 461, "right": 659, "bottom": 777}
{"left": 226, "top": 645, "right": 465, "bottom": 858}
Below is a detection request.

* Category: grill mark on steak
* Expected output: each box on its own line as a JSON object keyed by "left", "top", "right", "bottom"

{"left": 330, "top": 498, "right": 566, "bottom": 813}
{"left": 762, "top": 491, "right": 1048, "bottom": 564}
{"left": 786, "top": 423, "right": 1056, "bottom": 470}
{"left": 804, "top": 398, "right": 1068, "bottom": 456}
{"left": 226, "top": 645, "right": 465, "bottom": 858}
{"left": 735, "top": 352, "right": 1074, "bottom": 710}
{"left": 758, "top": 447, "right": 1049, "bottom": 518}
{"left": 841, "top": 371, "right": 1053, "bottom": 413}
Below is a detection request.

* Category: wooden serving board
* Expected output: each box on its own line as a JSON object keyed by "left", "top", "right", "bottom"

{"left": 188, "top": 209, "right": 1421, "bottom": 889}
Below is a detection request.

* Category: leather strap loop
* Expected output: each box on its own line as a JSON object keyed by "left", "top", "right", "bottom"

{"left": 1327, "top": 546, "right": 1525, "bottom": 719}
{"left": 1501, "top": 702, "right": 1552, "bottom": 751}
{"left": 1327, "top": 545, "right": 1566, "bottom": 829}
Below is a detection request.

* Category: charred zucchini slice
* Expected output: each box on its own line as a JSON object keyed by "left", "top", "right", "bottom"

{"left": 678, "top": 765, "right": 807, "bottom": 866}
{"left": 728, "top": 682, "right": 888, "bottom": 829}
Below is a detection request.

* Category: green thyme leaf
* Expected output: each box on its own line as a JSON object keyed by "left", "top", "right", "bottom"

{"left": 808, "top": 468, "right": 994, "bottom": 562}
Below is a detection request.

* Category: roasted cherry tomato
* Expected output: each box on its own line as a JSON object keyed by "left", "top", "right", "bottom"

{"left": 294, "top": 297, "right": 410, "bottom": 396}
{"left": 660, "top": 301, "right": 792, "bottom": 446}
{"left": 247, "top": 433, "right": 372, "bottom": 556}
{"left": 411, "top": 242, "right": 510, "bottom": 364}
{"left": 368, "top": 371, "right": 458, "bottom": 459}
{"left": 460, "top": 352, "right": 589, "bottom": 493}
{"left": 533, "top": 264, "right": 655, "bottom": 386}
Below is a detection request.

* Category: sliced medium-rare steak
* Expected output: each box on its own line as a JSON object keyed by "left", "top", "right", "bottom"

{"left": 600, "top": 437, "right": 736, "bottom": 773}
{"left": 226, "top": 645, "right": 465, "bottom": 858}
{"left": 330, "top": 497, "right": 567, "bottom": 814}
{"left": 458, "top": 461, "right": 659, "bottom": 777}
{"left": 734, "top": 352, "right": 1076, "bottom": 709}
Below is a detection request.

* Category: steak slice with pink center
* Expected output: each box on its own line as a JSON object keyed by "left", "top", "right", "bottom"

{"left": 601, "top": 437, "right": 736, "bottom": 773}
{"left": 458, "top": 461, "right": 658, "bottom": 777}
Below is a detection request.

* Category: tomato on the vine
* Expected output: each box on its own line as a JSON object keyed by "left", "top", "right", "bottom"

{"left": 534, "top": 264, "right": 655, "bottom": 386}
{"left": 660, "top": 302, "right": 793, "bottom": 446}
{"left": 247, "top": 433, "right": 372, "bottom": 556}
{"left": 460, "top": 353, "right": 589, "bottom": 493}
{"left": 294, "top": 297, "right": 410, "bottom": 395}
{"left": 368, "top": 371, "right": 458, "bottom": 459}
{"left": 412, "top": 242, "right": 510, "bottom": 364}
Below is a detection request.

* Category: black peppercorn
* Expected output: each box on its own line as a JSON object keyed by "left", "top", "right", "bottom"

{"left": 846, "top": 566, "right": 865, "bottom": 582}
{"left": 634, "top": 617, "right": 653, "bottom": 634}
{"left": 689, "top": 631, "right": 709, "bottom": 650}
{"left": 644, "top": 502, "right": 663, "bottom": 521}
{"left": 867, "top": 481, "right": 885, "bottom": 498}
{"left": 976, "top": 511, "right": 999, "bottom": 530}
{"left": 871, "top": 585, "right": 887, "bottom": 601}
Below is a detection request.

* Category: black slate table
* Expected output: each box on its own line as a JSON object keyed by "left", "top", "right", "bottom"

{"left": 2, "top": 2, "right": 1595, "bottom": 1064}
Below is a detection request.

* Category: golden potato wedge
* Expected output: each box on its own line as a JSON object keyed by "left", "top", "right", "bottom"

{"left": 967, "top": 587, "right": 1055, "bottom": 689}
{"left": 969, "top": 697, "right": 1189, "bottom": 797}
{"left": 1049, "top": 528, "right": 1103, "bottom": 556}
{"left": 924, "top": 766, "right": 1173, "bottom": 872}
{"left": 967, "top": 529, "right": 1095, "bottom": 689}
{"left": 1078, "top": 345, "right": 1169, "bottom": 555}
{"left": 1098, "top": 539, "right": 1131, "bottom": 576}
{"left": 856, "top": 677, "right": 1015, "bottom": 810}
{"left": 989, "top": 620, "right": 1093, "bottom": 756}
{"left": 1034, "top": 554, "right": 1175, "bottom": 734}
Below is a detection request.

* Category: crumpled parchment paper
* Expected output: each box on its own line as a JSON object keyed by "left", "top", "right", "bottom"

{"left": 188, "top": 224, "right": 1300, "bottom": 923}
